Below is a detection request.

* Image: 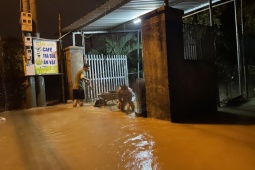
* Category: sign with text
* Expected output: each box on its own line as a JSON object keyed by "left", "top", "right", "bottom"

{"left": 33, "top": 39, "right": 59, "bottom": 75}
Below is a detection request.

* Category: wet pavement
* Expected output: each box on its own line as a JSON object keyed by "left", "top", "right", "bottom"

{"left": 0, "top": 100, "right": 255, "bottom": 170}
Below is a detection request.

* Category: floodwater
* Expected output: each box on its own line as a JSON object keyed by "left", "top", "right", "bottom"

{"left": 1, "top": 102, "right": 255, "bottom": 170}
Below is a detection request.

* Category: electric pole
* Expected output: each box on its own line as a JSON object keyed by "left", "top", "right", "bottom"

{"left": 29, "top": 0, "right": 39, "bottom": 36}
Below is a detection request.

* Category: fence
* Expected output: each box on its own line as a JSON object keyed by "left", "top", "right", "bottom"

{"left": 183, "top": 24, "right": 215, "bottom": 63}
{"left": 85, "top": 54, "right": 129, "bottom": 101}
{"left": 0, "top": 37, "right": 26, "bottom": 112}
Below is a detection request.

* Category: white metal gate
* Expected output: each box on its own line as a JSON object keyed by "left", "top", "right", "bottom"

{"left": 85, "top": 54, "right": 129, "bottom": 101}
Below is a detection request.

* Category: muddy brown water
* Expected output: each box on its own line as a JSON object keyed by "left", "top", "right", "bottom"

{"left": 0, "top": 103, "right": 255, "bottom": 170}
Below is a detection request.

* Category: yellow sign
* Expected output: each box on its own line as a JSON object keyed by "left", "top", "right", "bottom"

{"left": 33, "top": 39, "right": 59, "bottom": 75}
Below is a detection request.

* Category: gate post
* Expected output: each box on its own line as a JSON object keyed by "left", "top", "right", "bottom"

{"left": 142, "top": 6, "right": 184, "bottom": 121}
{"left": 64, "top": 46, "right": 84, "bottom": 101}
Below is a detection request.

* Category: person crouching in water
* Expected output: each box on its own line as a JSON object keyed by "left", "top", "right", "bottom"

{"left": 73, "top": 63, "right": 92, "bottom": 107}
{"left": 117, "top": 84, "right": 135, "bottom": 112}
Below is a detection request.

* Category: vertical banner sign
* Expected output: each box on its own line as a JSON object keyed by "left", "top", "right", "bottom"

{"left": 33, "top": 39, "right": 59, "bottom": 75}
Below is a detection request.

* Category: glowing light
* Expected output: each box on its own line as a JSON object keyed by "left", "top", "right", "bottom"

{"left": 133, "top": 18, "right": 141, "bottom": 24}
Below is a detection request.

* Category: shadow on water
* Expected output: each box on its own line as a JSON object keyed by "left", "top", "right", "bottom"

{"left": 9, "top": 110, "right": 70, "bottom": 170}
{"left": 180, "top": 100, "right": 255, "bottom": 125}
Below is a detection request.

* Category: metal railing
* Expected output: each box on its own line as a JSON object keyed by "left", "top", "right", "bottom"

{"left": 183, "top": 23, "right": 215, "bottom": 63}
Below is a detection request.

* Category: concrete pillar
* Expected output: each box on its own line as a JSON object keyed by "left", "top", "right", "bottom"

{"left": 36, "top": 76, "right": 46, "bottom": 107}
{"left": 141, "top": 6, "right": 184, "bottom": 121}
{"left": 25, "top": 76, "right": 37, "bottom": 108}
{"left": 64, "top": 46, "right": 84, "bottom": 100}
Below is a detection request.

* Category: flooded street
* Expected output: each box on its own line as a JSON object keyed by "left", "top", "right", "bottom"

{"left": 1, "top": 103, "right": 255, "bottom": 170}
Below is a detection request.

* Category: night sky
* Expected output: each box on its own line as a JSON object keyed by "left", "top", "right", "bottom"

{"left": 0, "top": 0, "right": 107, "bottom": 39}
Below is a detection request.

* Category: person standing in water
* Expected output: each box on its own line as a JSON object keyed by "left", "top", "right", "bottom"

{"left": 72, "top": 63, "right": 92, "bottom": 107}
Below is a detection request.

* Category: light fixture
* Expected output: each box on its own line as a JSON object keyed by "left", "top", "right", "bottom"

{"left": 133, "top": 18, "right": 141, "bottom": 24}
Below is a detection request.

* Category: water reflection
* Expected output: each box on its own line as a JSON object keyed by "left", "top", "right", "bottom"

{"left": 25, "top": 105, "right": 160, "bottom": 169}
{"left": 120, "top": 133, "right": 157, "bottom": 170}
